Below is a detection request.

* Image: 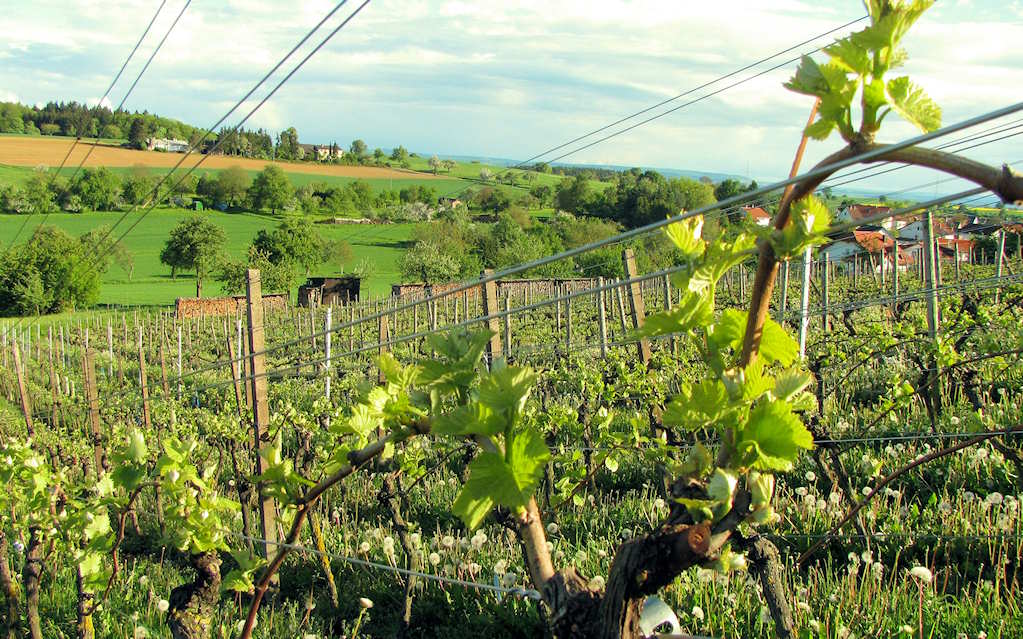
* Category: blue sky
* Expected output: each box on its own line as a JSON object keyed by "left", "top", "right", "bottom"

{"left": 3, "top": 0, "right": 1021, "bottom": 195}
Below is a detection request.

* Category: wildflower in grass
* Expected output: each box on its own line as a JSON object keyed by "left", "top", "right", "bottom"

{"left": 871, "top": 562, "right": 884, "bottom": 579}
{"left": 975, "top": 448, "right": 989, "bottom": 461}
{"left": 575, "top": 551, "right": 588, "bottom": 564}
{"left": 546, "top": 522, "right": 559, "bottom": 535}
{"left": 909, "top": 566, "right": 933, "bottom": 584}
{"left": 805, "top": 471, "right": 816, "bottom": 482}
{"left": 759, "top": 607, "right": 771, "bottom": 623}
{"left": 138, "top": 575, "right": 148, "bottom": 587}
{"left": 809, "top": 620, "right": 821, "bottom": 632}
{"left": 428, "top": 552, "right": 440, "bottom": 566}
{"left": 899, "top": 625, "right": 914, "bottom": 635}
{"left": 471, "top": 531, "right": 487, "bottom": 549}
{"left": 494, "top": 559, "right": 507, "bottom": 575}
{"left": 133, "top": 627, "right": 149, "bottom": 639}
{"left": 691, "top": 605, "right": 705, "bottom": 622}
{"left": 12, "top": 541, "right": 23, "bottom": 553}
{"left": 964, "top": 491, "right": 976, "bottom": 503}
{"left": 861, "top": 486, "right": 872, "bottom": 496}
{"left": 797, "top": 587, "right": 808, "bottom": 600}
{"left": 157, "top": 599, "right": 170, "bottom": 613}
{"left": 797, "top": 601, "right": 811, "bottom": 613}
{"left": 985, "top": 492, "right": 1004, "bottom": 506}
{"left": 860, "top": 550, "right": 873, "bottom": 564}
{"left": 409, "top": 532, "right": 421, "bottom": 547}
{"left": 502, "top": 572, "right": 518, "bottom": 587}
{"left": 938, "top": 500, "right": 952, "bottom": 513}
{"left": 358, "top": 541, "right": 371, "bottom": 554}
{"left": 382, "top": 536, "right": 394, "bottom": 550}
{"left": 978, "top": 630, "right": 988, "bottom": 638}
{"left": 359, "top": 597, "right": 373, "bottom": 609}
{"left": 829, "top": 492, "right": 841, "bottom": 505}
{"left": 653, "top": 498, "right": 665, "bottom": 510}
{"left": 796, "top": 487, "right": 808, "bottom": 497}
{"left": 597, "top": 549, "right": 607, "bottom": 558}
{"left": 545, "top": 541, "right": 554, "bottom": 553}
{"left": 816, "top": 498, "right": 827, "bottom": 512}
{"left": 441, "top": 535, "right": 455, "bottom": 549}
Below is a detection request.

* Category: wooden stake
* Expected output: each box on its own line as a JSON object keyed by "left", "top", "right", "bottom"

{"left": 12, "top": 343, "right": 33, "bottom": 436}
{"left": 246, "top": 269, "right": 278, "bottom": 565}
{"left": 480, "top": 271, "right": 502, "bottom": 365}
{"left": 83, "top": 348, "right": 107, "bottom": 477}
{"left": 621, "top": 249, "right": 651, "bottom": 365}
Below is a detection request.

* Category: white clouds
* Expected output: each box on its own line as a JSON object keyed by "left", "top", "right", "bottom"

{"left": 2, "top": 0, "right": 1020, "bottom": 193}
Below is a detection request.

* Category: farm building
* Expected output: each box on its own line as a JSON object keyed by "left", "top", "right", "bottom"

{"left": 836, "top": 203, "right": 910, "bottom": 231}
{"left": 146, "top": 137, "right": 189, "bottom": 153}
{"left": 298, "top": 276, "right": 361, "bottom": 307}
{"left": 438, "top": 197, "right": 464, "bottom": 209}
{"left": 299, "top": 143, "right": 342, "bottom": 161}
{"left": 743, "top": 206, "right": 771, "bottom": 226}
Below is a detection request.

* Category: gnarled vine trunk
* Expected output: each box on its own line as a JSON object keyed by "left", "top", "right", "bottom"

{"left": 22, "top": 527, "right": 43, "bottom": 639}
{"left": 0, "top": 533, "right": 20, "bottom": 639}
{"left": 167, "top": 552, "right": 221, "bottom": 639}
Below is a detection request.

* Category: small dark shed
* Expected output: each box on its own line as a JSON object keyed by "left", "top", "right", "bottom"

{"left": 298, "top": 276, "right": 361, "bottom": 307}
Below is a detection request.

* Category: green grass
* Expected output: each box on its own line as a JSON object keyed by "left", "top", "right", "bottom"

{"left": 0, "top": 208, "right": 419, "bottom": 307}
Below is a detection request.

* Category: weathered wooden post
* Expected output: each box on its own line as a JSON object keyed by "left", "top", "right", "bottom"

{"left": 245, "top": 269, "right": 278, "bottom": 566}
{"left": 821, "top": 253, "right": 831, "bottom": 333}
{"left": 480, "top": 271, "right": 502, "bottom": 366}
{"left": 622, "top": 249, "right": 651, "bottom": 365}
{"left": 324, "top": 306, "right": 333, "bottom": 401}
{"left": 597, "top": 277, "right": 608, "bottom": 358}
{"left": 83, "top": 348, "right": 107, "bottom": 476}
{"left": 798, "top": 247, "right": 812, "bottom": 359}
{"left": 13, "top": 343, "right": 33, "bottom": 436}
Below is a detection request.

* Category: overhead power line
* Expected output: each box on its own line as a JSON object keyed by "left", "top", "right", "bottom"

{"left": 6, "top": 0, "right": 171, "bottom": 250}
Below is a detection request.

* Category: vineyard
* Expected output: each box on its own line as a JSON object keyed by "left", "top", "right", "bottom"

{"left": 2, "top": 2, "right": 1023, "bottom": 639}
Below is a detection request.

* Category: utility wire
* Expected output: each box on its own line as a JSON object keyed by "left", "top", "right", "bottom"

{"left": 510, "top": 15, "right": 868, "bottom": 169}
{"left": 6, "top": 0, "right": 171, "bottom": 249}
{"left": 166, "top": 102, "right": 1023, "bottom": 379}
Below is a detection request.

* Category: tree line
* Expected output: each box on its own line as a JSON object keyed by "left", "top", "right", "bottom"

{"left": 0, "top": 101, "right": 203, "bottom": 147}
{"left": 0, "top": 164, "right": 443, "bottom": 221}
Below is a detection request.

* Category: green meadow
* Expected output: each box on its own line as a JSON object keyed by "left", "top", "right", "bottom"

{"left": 0, "top": 208, "right": 419, "bottom": 307}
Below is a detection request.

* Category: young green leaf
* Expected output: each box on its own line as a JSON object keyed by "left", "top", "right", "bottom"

{"left": 736, "top": 400, "right": 814, "bottom": 471}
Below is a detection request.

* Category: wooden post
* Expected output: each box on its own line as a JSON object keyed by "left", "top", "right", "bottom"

{"left": 821, "top": 253, "right": 831, "bottom": 332}
{"left": 246, "top": 269, "right": 278, "bottom": 565}
{"left": 996, "top": 229, "right": 1006, "bottom": 303}
{"left": 503, "top": 296, "right": 512, "bottom": 361}
{"left": 597, "top": 277, "right": 608, "bottom": 358}
{"left": 798, "top": 247, "right": 812, "bottom": 359}
{"left": 480, "top": 271, "right": 502, "bottom": 365}
{"left": 158, "top": 333, "right": 170, "bottom": 398}
{"left": 83, "top": 348, "right": 107, "bottom": 477}
{"left": 324, "top": 306, "right": 333, "bottom": 401}
{"left": 662, "top": 273, "right": 676, "bottom": 354}
{"left": 47, "top": 332, "right": 60, "bottom": 430}
{"left": 923, "top": 210, "right": 940, "bottom": 339}
{"left": 377, "top": 314, "right": 390, "bottom": 384}
{"left": 893, "top": 240, "right": 900, "bottom": 309}
{"left": 176, "top": 325, "right": 183, "bottom": 399}
{"left": 615, "top": 283, "right": 628, "bottom": 334}
{"left": 565, "top": 289, "right": 573, "bottom": 352}
{"left": 621, "top": 249, "right": 651, "bottom": 365}
{"left": 779, "top": 261, "right": 790, "bottom": 326}
{"left": 226, "top": 333, "right": 246, "bottom": 420}
{"left": 12, "top": 343, "right": 33, "bottom": 436}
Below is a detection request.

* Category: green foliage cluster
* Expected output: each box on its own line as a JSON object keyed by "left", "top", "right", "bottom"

{"left": 0, "top": 100, "right": 202, "bottom": 143}
{"left": 397, "top": 208, "right": 629, "bottom": 283}
{"left": 0, "top": 225, "right": 110, "bottom": 315}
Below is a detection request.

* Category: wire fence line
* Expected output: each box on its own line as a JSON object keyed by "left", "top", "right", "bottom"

{"left": 225, "top": 531, "right": 544, "bottom": 601}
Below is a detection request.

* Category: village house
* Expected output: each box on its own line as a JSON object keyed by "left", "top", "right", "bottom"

{"left": 298, "top": 143, "right": 342, "bottom": 161}
{"left": 146, "top": 137, "right": 189, "bottom": 153}
{"left": 743, "top": 205, "right": 771, "bottom": 227}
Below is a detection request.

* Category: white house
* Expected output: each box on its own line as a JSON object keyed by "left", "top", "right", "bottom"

{"left": 146, "top": 137, "right": 189, "bottom": 153}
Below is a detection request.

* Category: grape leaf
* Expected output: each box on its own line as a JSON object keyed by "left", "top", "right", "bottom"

{"left": 736, "top": 400, "right": 814, "bottom": 471}
{"left": 886, "top": 76, "right": 941, "bottom": 133}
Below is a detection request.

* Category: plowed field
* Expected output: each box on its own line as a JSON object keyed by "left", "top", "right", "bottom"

{"left": 0, "top": 135, "right": 441, "bottom": 180}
